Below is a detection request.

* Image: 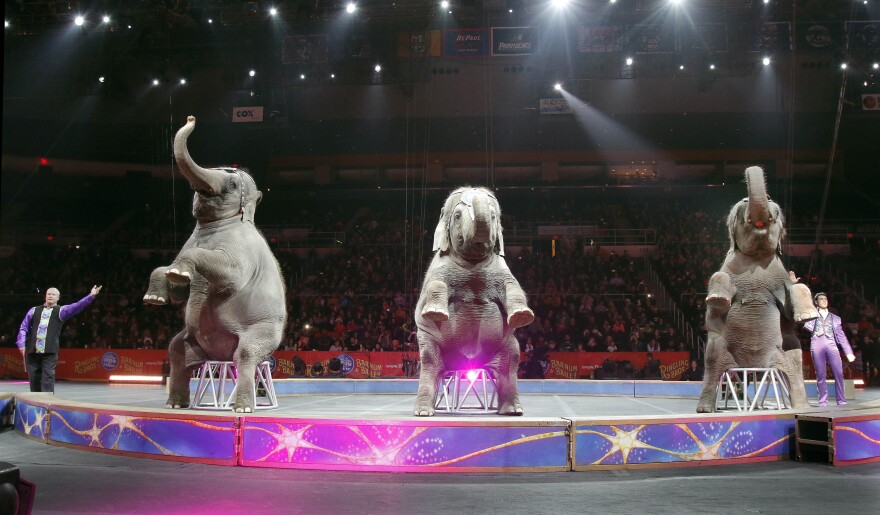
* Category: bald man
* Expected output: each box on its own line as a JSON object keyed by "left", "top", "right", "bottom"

{"left": 16, "top": 285, "right": 102, "bottom": 392}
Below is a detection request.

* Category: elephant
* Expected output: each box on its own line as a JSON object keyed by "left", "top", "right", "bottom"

{"left": 143, "top": 116, "right": 287, "bottom": 413}
{"left": 696, "top": 166, "right": 818, "bottom": 413}
{"left": 413, "top": 186, "right": 535, "bottom": 416}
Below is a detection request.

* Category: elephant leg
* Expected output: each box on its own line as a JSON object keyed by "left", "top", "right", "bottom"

{"left": 696, "top": 334, "right": 738, "bottom": 413}
{"left": 706, "top": 272, "right": 734, "bottom": 314}
{"left": 790, "top": 283, "right": 819, "bottom": 322}
{"left": 414, "top": 340, "right": 442, "bottom": 416}
{"left": 772, "top": 349, "right": 810, "bottom": 409}
{"left": 166, "top": 331, "right": 194, "bottom": 409}
{"left": 419, "top": 280, "right": 449, "bottom": 322}
{"left": 166, "top": 248, "right": 237, "bottom": 288}
{"left": 231, "top": 324, "right": 279, "bottom": 413}
{"left": 496, "top": 341, "right": 524, "bottom": 416}
{"left": 504, "top": 282, "right": 534, "bottom": 329}
{"left": 144, "top": 266, "right": 171, "bottom": 305}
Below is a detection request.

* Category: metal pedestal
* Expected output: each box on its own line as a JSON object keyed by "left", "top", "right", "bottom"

{"left": 191, "top": 361, "right": 278, "bottom": 410}
{"left": 716, "top": 367, "right": 792, "bottom": 412}
{"left": 434, "top": 369, "right": 497, "bottom": 413}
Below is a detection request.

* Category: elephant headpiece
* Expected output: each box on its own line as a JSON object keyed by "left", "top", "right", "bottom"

{"left": 174, "top": 116, "right": 262, "bottom": 224}
{"left": 433, "top": 186, "right": 505, "bottom": 258}
{"left": 726, "top": 166, "right": 785, "bottom": 257}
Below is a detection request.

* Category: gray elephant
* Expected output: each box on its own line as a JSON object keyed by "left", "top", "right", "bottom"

{"left": 143, "top": 116, "right": 286, "bottom": 413}
{"left": 697, "top": 166, "right": 817, "bottom": 413}
{"left": 413, "top": 187, "right": 534, "bottom": 416}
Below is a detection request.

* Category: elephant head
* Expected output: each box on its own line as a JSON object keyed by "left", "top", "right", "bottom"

{"left": 433, "top": 186, "right": 504, "bottom": 259}
{"left": 727, "top": 166, "right": 785, "bottom": 257}
{"left": 174, "top": 115, "right": 262, "bottom": 223}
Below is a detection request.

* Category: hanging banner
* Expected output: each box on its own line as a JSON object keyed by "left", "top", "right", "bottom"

{"left": 846, "top": 21, "right": 880, "bottom": 49}
{"left": 796, "top": 22, "right": 843, "bottom": 50}
{"left": 232, "top": 106, "right": 264, "bottom": 123}
{"left": 491, "top": 27, "right": 537, "bottom": 56}
{"left": 683, "top": 24, "right": 728, "bottom": 53}
{"left": 539, "top": 98, "right": 572, "bottom": 115}
{"left": 630, "top": 23, "right": 676, "bottom": 53}
{"left": 578, "top": 25, "right": 626, "bottom": 53}
{"left": 282, "top": 34, "right": 329, "bottom": 63}
{"left": 542, "top": 352, "right": 691, "bottom": 380}
{"left": 443, "top": 28, "right": 490, "bottom": 58}
{"left": 396, "top": 30, "right": 442, "bottom": 57}
{"left": 744, "top": 22, "right": 791, "bottom": 52}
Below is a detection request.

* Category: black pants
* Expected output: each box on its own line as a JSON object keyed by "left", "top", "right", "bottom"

{"left": 26, "top": 352, "right": 58, "bottom": 393}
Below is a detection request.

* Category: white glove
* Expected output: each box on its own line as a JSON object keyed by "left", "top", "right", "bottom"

{"left": 846, "top": 354, "right": 856, "bottom": 363}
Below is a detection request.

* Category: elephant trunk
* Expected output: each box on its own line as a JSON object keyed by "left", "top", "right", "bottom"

{"left": 745, "top": 166, "right": 770, "bottom": 227}
{"left": 174, "top": 116, "right": 227, "bottom": 195}
{"left": 470, "top": 194, "right": 492, "bottom": 245}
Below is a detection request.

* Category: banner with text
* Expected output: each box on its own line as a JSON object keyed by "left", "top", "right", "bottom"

{"left": 491, "top": 27, "right": 538, "bottom": 56}
{"left": 232, "top": 106, "right": 264, "bottom": 123}
{"left": 396, "top": 30, "right": 442, "bottom": 57}
{"left": 443, "top": 28, "right": 490, "bottom": 57}
{"left": 543, "top": 352, "right": 691, "bottom": 380}
{"left": 539, "top": 98, "right": 573, "bottom": 115}
{"left": 578, "top": 25, "right": 626, "bottom": 53}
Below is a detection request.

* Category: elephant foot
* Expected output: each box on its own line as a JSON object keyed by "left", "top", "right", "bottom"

{"left": 794, "top": 308, "right": 819, "bottom": 323}
{"left": 706, "top": 294, "right": 731, "bottom": 310}
{"left": 165, "top": 268, "right": 192, "bottom": 286}
{"left": 413, "top": 394, "right": 435, "bottom": 417}
{"left": 696, "top": 402, "right": 715, "bottom": 414}
{"left": 507, "top": 307, "right": 535, "bottom": 329}
{"left": 498, "top": 401, "right": 524, "bottom": 416}
{"left": 165, "top": 392, "right": 191, "bottom": 409}
{"left": 143, "top": 294, "right": 167, "bottom": 305}
{"left": 421, "top": 305, "right": 449, "bottom": 322}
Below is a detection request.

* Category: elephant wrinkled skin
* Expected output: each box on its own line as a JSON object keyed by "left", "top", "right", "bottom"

{"left": 697, "top": 166, "right": 817, "bottom": 413}
{"left": 414, "top": 187, "right": 534, "bottom": 416}
{"left": 144, "top": 116, "right": 286, "bottom": 413}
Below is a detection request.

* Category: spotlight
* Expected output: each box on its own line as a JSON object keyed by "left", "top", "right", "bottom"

{"left": 554, "top": 82, "right": 562, "bottom": 91}
{"left": 670, "top": 0, "right": 682, "bottom": 4}
{"left": 208, "top": 18, "right": 213, "bottom": 24}
{"left": 346, "top": 2, "right": 356, "bottom": 13}
{"left": 551, "top": 0, "right": 570, "bottom": 7}
{"left": 330, "top": 73, "right": 336, "bottom": 79}
{"left": 180, "top": 78, "right": 187, "bottom": 85}
{"left": 300, "top": 74, "right": 306, "bottom": 79}
{"left": 709, "top": 64, "right": 716, "bottom": 70}
{"left": 509, "top": 8, "right": 514, "bottom": 12}
{"left": 74, "top": 15, "right": 85, "bottom": 26}
{"left": 679, "top": 64, "right": 685, "bottom": 70}
{"left": 98, "top": 76, "right": 105, "bottom": 83}
{"left": 269, "top": 7, "right": 278, "bottom": 16}
{"left": 441, "top": 0, "right": 450, "bottom": 8}
{"left": 763, "top": 0, "right": 769, "bottom": 3}
{"left": 152, "top": 79, "right": 159, "bottom": 86}
{"left": 127, "top": 25, "right": 132, "bottom": 29}
{"left": 249, "top": 69, "right": 256, "bottom": 77}
{"left": 762, "top": 57, "right": 770, "bottom": 66}
{"left": 873, "top": 63, "right": 879, "bottom": 69}
{"left": 374, "top": 64, "right": 382, "bottom": 72}
{"left": 4, "top": 20, "right": 8, "bottom": 28}
{"left": 865, "top": 81, "right": 870, "bottom": 87}
{"left": 625, "top": 57, "right": 633, "bottom": 66}
{"left": 102, "top": 15, "right": 110, "bottom": 24}
{"left": 840, "top": 63, "right": 847, "bottom": 70}
{"left": 610, "top": 0, "right": 617, "bottom": 3}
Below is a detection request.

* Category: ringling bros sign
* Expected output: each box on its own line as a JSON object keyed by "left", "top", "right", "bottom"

{"left": 2, "top": 348, "right": 694, "bottom": 381}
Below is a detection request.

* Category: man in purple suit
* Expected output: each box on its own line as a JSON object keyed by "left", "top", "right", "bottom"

{"left": 802, "top": 292, "right": 855, "bottom": 406}
{"left": 16, "top": 285, "right": 102, "bottom": 392}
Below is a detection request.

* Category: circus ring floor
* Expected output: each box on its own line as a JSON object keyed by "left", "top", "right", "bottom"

{"left": 3, "top": 380, "right": 879, "bottom": 473}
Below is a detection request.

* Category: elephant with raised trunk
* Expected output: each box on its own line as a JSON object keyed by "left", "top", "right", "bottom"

{"left": 697, "top": 166, "right": 817, "bottom": 413}
{"left": 413, "top": 187, "right": 534, "bottom": 416}
{"left": 143, "top": 116, "right": 286, "bottom": 413}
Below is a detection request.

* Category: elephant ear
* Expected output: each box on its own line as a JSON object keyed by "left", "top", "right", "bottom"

{"left": 432, "top": 206, "right": 449, "bottom": 253}
{"left": 496, "top": 226, "right": 505, "bottom": 256}
{"left": 490, "top": 195, "right": 505, "bottom": 256}
{"left": 727, "top": 200, "right": 746, "bottom": 252}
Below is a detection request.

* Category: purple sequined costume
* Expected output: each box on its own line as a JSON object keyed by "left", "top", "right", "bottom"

{"left": 803, "top": 311, "right": 853, "bottom": 406}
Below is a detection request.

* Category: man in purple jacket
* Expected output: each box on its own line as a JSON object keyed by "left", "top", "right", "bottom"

{"left": 16, "top": 285, "right": 102, "bottom": 392}
{"left": 802, "top": 292, "right": 855, "bottom": 406}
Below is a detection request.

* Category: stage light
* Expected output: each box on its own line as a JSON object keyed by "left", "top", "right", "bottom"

{"left": 840, "top": 63, "right": 847, "bottom": 70}
{"left": 102, "top": 15, "right": 110, "bottom": 24}
{"left": 441, "top": 1, "right": 450, "bottom": 8}
{"left": 152, "top": 78, "right": 159, "bottom": 86}
{"left": 74, "top": 15, "right": 85, "bottom": 26}
{"left": 873, "top": 62, "right": 879, "bottom": 69}
{"left": 346, "top": 2, "right": 357, "bottom": 13}
{"left": 670, "top": 0, "right": 682, "bottom": 4}
{"left": 554, "top": 82, "right": 562, "bottom": 91}
{"left": 180, "top": 78, "right": 187, "bottom": 85}
{"left": 249, "top": 69, "right": 256, "bottom": 77}
{"left": 466, "top": 369, "right": 480, "bottom": 382}
{"left": 98, "top": 76, "right": 105, "bottom": 83}
{"left": 610, "top": 0, "right": 617, "bottom": 3}
{"left": 679, "top": 64, "right": 685, "bottom": 70}
{"left": 865, "top": 81, "right": 869, "bottom": 86}
{"left": 109, "top": 375, "right": 163, "bottom": 383}
{"left": 709, "top": 64, "right": 716, "bottom": 70}
{"left": 4, "top": 20, "right": 8, "bottom": 28}
{"left": 127, "top": 24, "right": 132, "bottom": 29}
{"left": 208, "top": 18, "right": 213, "bottom": 24}
{"left": 269, "top": 7, "right": 278, "bottom": 16}
{"left": 762, "top": 57, "right": 771, "bottom": 66}
{"left": 763, "top": 0, "right": 769, "bottom": 3}
{"left": 39, "top": 157, "right": 49, "bottom": 166}
{"left": 551, "top": 0, "right": 570, "bottom": 8}
{"left": 374, "top": 64, "right": 382, "bottom": 72}
{"left": 330, "top": 73, "right": 335, "bottom": 79}
{"left": 509, "top": 8, "right": 514, "bottom": 11}
{"left": 300, "top": 74, "right": 306, "bottom": 79}
{"left": 626, "top": 57, "right": 633, "bottom": 66}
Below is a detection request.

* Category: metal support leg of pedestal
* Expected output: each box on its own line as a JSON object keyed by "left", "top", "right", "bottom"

{"left": 434, "top": 369, "right": 497, "bottom": 413}
{"left": 191, "top": 361, "right": 278, "bottom": 410}
{"left": 716, "top": 368, "right": 792, "bottom": 412}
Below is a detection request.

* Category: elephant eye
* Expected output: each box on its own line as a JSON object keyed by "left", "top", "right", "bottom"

{"left": 229, "top": 179, "right": 238, "bottom": 189}
{"left": 454, "top": 211, "right": 461, "bottom": 220}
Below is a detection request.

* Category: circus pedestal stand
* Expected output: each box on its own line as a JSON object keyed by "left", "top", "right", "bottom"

{"left": 191, "top": 360, "right": 278, "bottom": 410}
{"left": 434, "top": 368, "right": 497, "bottom": 413}
{"left": 716, "top": 367, "right": 792, "bottom": 412}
